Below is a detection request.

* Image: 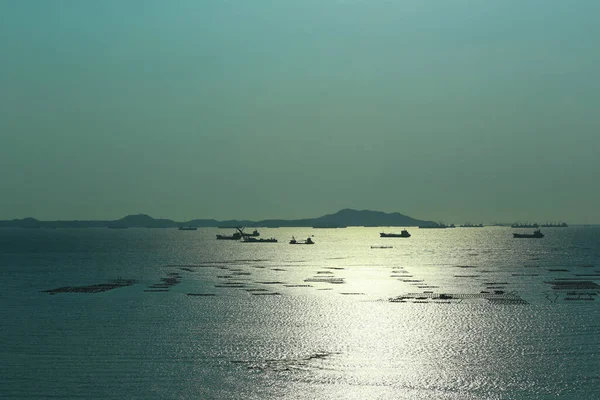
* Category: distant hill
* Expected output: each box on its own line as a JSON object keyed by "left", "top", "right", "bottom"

{"left": 250, "top": 209, "right": 435, "bottom": 228}
{"left": 110, "top": 214, "right": 178, "bottom": 228}
{"left": 0, "top": 209, "right": 435, "bottom": 228}
{"left": 299, "top": 208, "right": 432, "bottom": 228}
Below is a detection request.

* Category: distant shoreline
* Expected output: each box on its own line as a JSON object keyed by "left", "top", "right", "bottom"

{"left": 0, "top": 209, "right": 586, "bottom": 228}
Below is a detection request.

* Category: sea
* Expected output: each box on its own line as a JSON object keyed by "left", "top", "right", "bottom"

{"left": 1, "top": 226, "right": 599, "bottom": 399}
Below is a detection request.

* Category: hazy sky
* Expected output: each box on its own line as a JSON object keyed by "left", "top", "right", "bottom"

{"left": 1, "top": 0, "right": 599, "bottom": 223}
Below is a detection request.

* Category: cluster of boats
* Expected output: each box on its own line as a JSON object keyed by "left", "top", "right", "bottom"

{"left": 512, "top": 222, "right": 568, "bottom": 228}
{"left": 289, "top": 237, "right": 314, "bottom": 245}
{"left": 216, "top": 226, "right": 548, "bottom": 242}
{"left": 242, "top": 236, "right": 278, "bottom": 243}
{"left": 418, "top": 223, "right": 453, "bottom": 229}
{"left": 382, "top": 228, "right": 547, "bottom": 239}
{"left": 216, "top": 228, "right": 259, "bottom": 240}
{"left": 541, "top": 222, "right": 568, "bottom": 228}
{"left": 511, "top": 222, "right": 539, "bottom": 229}
{"left": 418, "top": 222, "right": 488, "bottom": 228}
{"left": 216, "top": 228, "right": 315, "bottom": 244}
{"left": 459, "top": 223, "right": 484, "bottom": 228}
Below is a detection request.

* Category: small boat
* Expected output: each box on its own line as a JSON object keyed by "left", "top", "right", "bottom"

{"left": 216, "top": 232, "right": 242, "bottom": 240}
{"left": 242, "top": 236, "right": 277, "bottom": 243}
{"left": 178, "top": 226, "right": 197, "bottom": 231}
{"left": 380, "top": 229, "right": 410, "bottom": 238}
{"left": 513, "top": 229, "right": 544, "bottom": 238}
{"left": 289, "top": 237, "right": 314, "bottom": 245}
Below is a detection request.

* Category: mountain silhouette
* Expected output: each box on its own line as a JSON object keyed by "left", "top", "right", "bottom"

{"left": 0, "top": 209, "right": 435, "bottom": 228}
{"left": 111, "top": 214, "right": 177, "bottom": 228}
{"left": 306, "top": 208, "right": 428, "bottom": 227}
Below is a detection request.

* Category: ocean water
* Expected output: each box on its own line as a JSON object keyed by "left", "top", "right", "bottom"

{"left": 1, "top": 227, "right": 599, "bottom": 399}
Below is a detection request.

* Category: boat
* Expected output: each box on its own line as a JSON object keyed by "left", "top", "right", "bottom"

{"left": 513, "top": 230, "right": 544, "bottom": 238}
{"left": 380, "top": 229, "right": 411, "bottom": 238}
{"left": 289, "top": 236, "right": 314, "bottom": 245}
{"left": 242, "top": 236, "right": 277, "bottom": 243}
{"left": 216, "top": 232, "right": 242, "bottom": 240}
{"left": 178, "top": 226, "right": 197, "bottom": 231}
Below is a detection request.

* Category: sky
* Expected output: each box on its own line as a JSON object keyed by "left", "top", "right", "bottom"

{"left": 1, "top": 0, "right": 599, "bottom": 223}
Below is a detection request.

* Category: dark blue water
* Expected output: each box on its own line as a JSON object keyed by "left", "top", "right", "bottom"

{"left": 1, "top": 227, "right": 599, "bottom": 399}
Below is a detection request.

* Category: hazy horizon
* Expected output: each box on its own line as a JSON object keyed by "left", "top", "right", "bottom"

{"left": 1, "top": 1, "right": 599, "bottom": 223}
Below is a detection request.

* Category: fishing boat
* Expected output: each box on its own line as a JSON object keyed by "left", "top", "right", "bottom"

{"left": 178, "top": 226, "right": 197, "bottom": 231}
{"left": 289, "top": 237, "right": 314, "bottom": 245}
{"left": 380, "top": 229, "right": 410, "bottom": 238}
{"left": 513, "top": 230, "right": 544, "bottom": 238}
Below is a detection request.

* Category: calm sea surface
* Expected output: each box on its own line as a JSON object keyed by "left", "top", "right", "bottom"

{"left": 1, "top": 227, "right": 599, "bottom": 399}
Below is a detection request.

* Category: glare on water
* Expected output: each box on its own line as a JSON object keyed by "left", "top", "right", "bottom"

{"left": 1, "top": 226, "right": 599, "bottom": 399}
